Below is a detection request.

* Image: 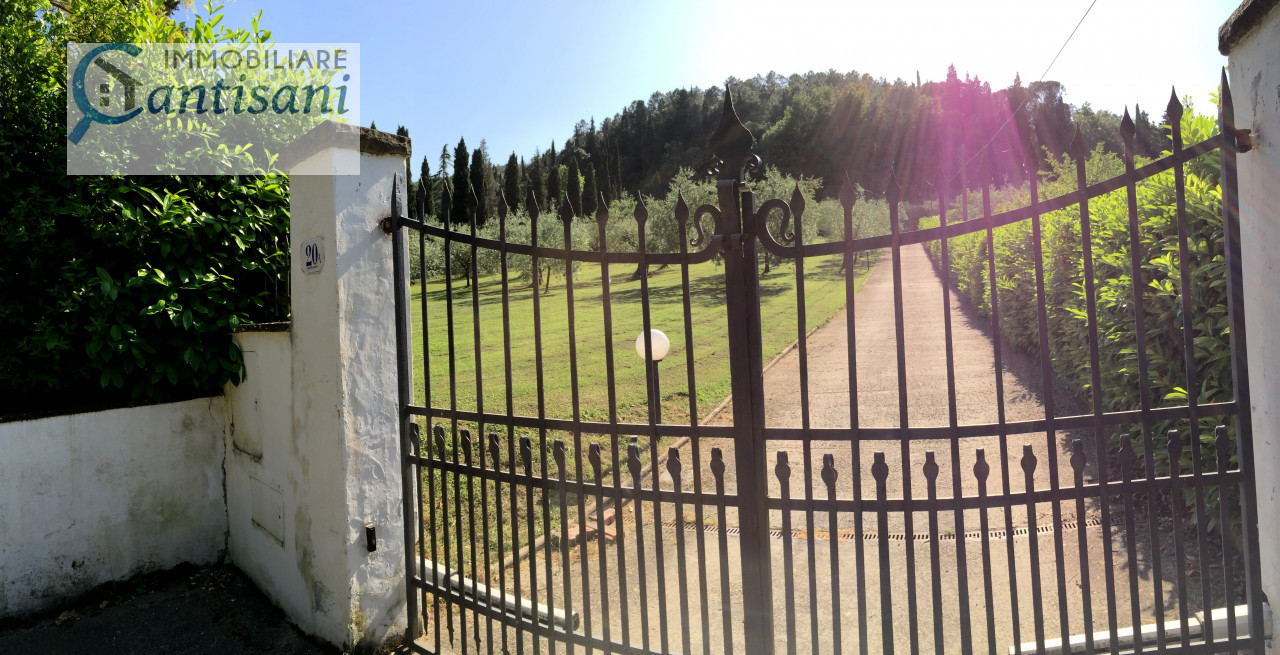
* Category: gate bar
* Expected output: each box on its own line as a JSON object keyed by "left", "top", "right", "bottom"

{"left": 1169, "top": 89, "right": 1216, "bottom": 650}
{"left": 838, "top": 179, "right": 871, "bottom": 655}
{"left": 721, "top": 172, "right": 775, "bottom": 655}
{"left": 390, "top": 174, "right": 421, "bottom": 643}
{"left": 887, "top": 173, "right": 921, "bottom": 654}
{"left": 1219, "top": 70, "right": 1265, "bottom": 655}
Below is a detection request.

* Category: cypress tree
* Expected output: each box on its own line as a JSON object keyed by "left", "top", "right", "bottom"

{"left": 596, "top": 145, "right": 611, "bottom": 205}
{"left": 479, "top": 140, "right": 499, "bottom": 220}
{"left": 582, "top": 163, "right": 598, "bottom": 217}
{"left": 546, "top": 165, "right": 560, "bottom": 212}
{"left": 519, "top": 156, "right": 528, "bottom": 210}
{"left": 566, "top": 156, "right": 581, "bottom": 216}
{"left": 503, "top": 152, "right": 520, "bottom": 214}
{"left": 451, "top": 138, "right": 469, "bottom": 222}
{"left": 470, "top": 146, "right": 488, "bottom": 225}
{"left": 437, "top": 145, "right": 451, "bottom": 217}
{"left": 546, "top": 142, "right": 560, "bottom": 210}
{"left": 438, "top": 145, "right": 451, "bottom": 184}
{"left": 420, "top": 156, "right": 433, "bottom": 219}
{"left": 586, "top": 117, "right": 598, "bottom": 163}
{"left": 527, "top": 151, "right": 545, "bottom": 209}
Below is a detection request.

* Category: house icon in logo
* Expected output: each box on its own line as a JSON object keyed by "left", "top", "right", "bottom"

{"left": 68, "top": 43, "right": 143, "bottom": 144}
{"left": 93, "top": 57, "right": 138, "bottom": 112}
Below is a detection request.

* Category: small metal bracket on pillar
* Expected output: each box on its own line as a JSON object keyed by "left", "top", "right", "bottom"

{"left": 365, "top": 522, "right": 377, "bottom": 552}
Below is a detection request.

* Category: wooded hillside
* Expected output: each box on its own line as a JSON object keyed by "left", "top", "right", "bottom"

{"left": 418, "top": 67, "right": 1173, "bottom": 223}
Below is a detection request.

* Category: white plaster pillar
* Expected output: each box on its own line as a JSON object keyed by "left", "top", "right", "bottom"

{"left": 279, "top": 121, "right": 411, "bottom": 651}
{"left": 1222, "top": 0, "right": 1280, "bottom": 646}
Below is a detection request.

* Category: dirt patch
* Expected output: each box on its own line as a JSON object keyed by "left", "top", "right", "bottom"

{"left": 0, "top": 564, "right": 336, "bottom": 655}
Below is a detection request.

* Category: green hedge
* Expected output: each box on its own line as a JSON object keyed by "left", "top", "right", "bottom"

{"left": 0, "top": 1, "right": 290, "bottom": 417}
{"left": 920, "top": 107, "right": 1234, "bottom": 527}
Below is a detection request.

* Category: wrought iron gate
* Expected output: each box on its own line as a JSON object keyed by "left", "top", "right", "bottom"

{"left": 390, "top": 75, "right": 1264, "bottom": 654}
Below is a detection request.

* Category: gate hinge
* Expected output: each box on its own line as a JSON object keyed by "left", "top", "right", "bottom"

{"left": 1234, "top": 128, "right": 1254, "bottom": 153}
{"left": 712, "top": 233, "right": 744, "bottom": 253}
{"left": 380, "top": 215, "right": 398, "bottom": 235}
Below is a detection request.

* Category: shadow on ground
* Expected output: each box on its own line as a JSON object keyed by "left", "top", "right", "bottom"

{"left": 0, "top": 564, "right": 336, "bottom": 655}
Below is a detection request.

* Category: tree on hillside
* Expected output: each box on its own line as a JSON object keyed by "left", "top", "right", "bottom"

{"left": 1027, "top": 81, "right": 1073, "bottom": 165}
{"left": 1001, "top": 72, "right": 1034, "bottom": 166}
{"left": 1073, "top": 104, "right": 1125, "bottom": 156}
{"left": 438, "top": 145, "right": 451, "bottom": 183}
{"left": 582, "top": 163, "right": 598, "bottom": 217}
{"left": 584, "top": 118, "right": 599, "bottom": 176}
{"left": 419, "top": 156, "right": 434, "bottom": 219}
{"left": 566, "top": 156, "right": 581, "bottom": 216}
{"left": 601, "top": 133, "right": 620, "bottom": 202}
{"left": 503, "top": 152, "right": 520, "bottom": 214}
{"left": 1132, "top": 104, "right": 1169, "bottom": 158}
{"left": 469, "top": 146, "right": 489, "bottom": 225}
{"left": 519, "top": 156, "right": 528, "bottom": 209}
{"left": 451, "top": 138, "right": 469, "bottom": 223}
{"left": 527, "top": 150, "right": 545, "bottom": 209}
{"left": 521, "top": 67, "right": 1152, "bottom": 204}
{"left": 479, "top": 140, "right": 500, "bottom": 219}
{"left": 546, "top": 141, "right": 561, "bottom": 210}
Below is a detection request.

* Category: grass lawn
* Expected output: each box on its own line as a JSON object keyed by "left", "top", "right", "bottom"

{"left": 409, "top": 250, "right": 878, "bottom": 569}
{"left": 412, "top": 252, "right": 874, "bottom": 428}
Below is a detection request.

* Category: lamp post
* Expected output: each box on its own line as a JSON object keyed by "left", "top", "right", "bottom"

{"left": 636, "top": 329, "right": 669, "bottom": 424}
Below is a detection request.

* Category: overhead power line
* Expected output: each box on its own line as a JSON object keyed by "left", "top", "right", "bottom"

{"left": 947, "top": 0, "right": 1099, "bottom": 187}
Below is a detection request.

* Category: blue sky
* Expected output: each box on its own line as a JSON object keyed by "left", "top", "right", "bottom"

{"left": 198, "top": 0, "right": 1237, "bottom": 171}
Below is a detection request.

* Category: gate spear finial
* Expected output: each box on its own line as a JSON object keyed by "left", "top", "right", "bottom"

{"left": 707, "top": 85, "right": 756, "bottom": 180}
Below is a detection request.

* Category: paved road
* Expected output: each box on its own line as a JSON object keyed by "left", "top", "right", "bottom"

{"left": 463, "top": 245, "right": 1210, "bottom": 655}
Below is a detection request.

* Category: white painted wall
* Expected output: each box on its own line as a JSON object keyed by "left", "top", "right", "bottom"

{"left": 231, "top": 122, "right": 409, "bottom": 651}
{"left": 0, "top": 398, "right": 227, "bottom": 618}
{"left": 1228, "top": 1, "right": 1280, "bottom": 632}
{"left": 326, "top": 149, "right": 410, "bottom": 652}
{"left": 223, "top": 330, "right": 313, "bottom": 627}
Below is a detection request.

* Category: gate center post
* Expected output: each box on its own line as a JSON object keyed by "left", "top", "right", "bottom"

{"left": 706, "top": 85, "right": 776, "bottom": 655}
{"left": 717, "top": 173, "right": 776, "bottom": 655}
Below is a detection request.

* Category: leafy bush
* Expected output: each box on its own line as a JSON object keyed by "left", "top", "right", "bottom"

{"left": 0, "top": 1, "right": 289, "bottom": 417}
{"left": 919, "top": 106, "right": 1234, "bottom": 525}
